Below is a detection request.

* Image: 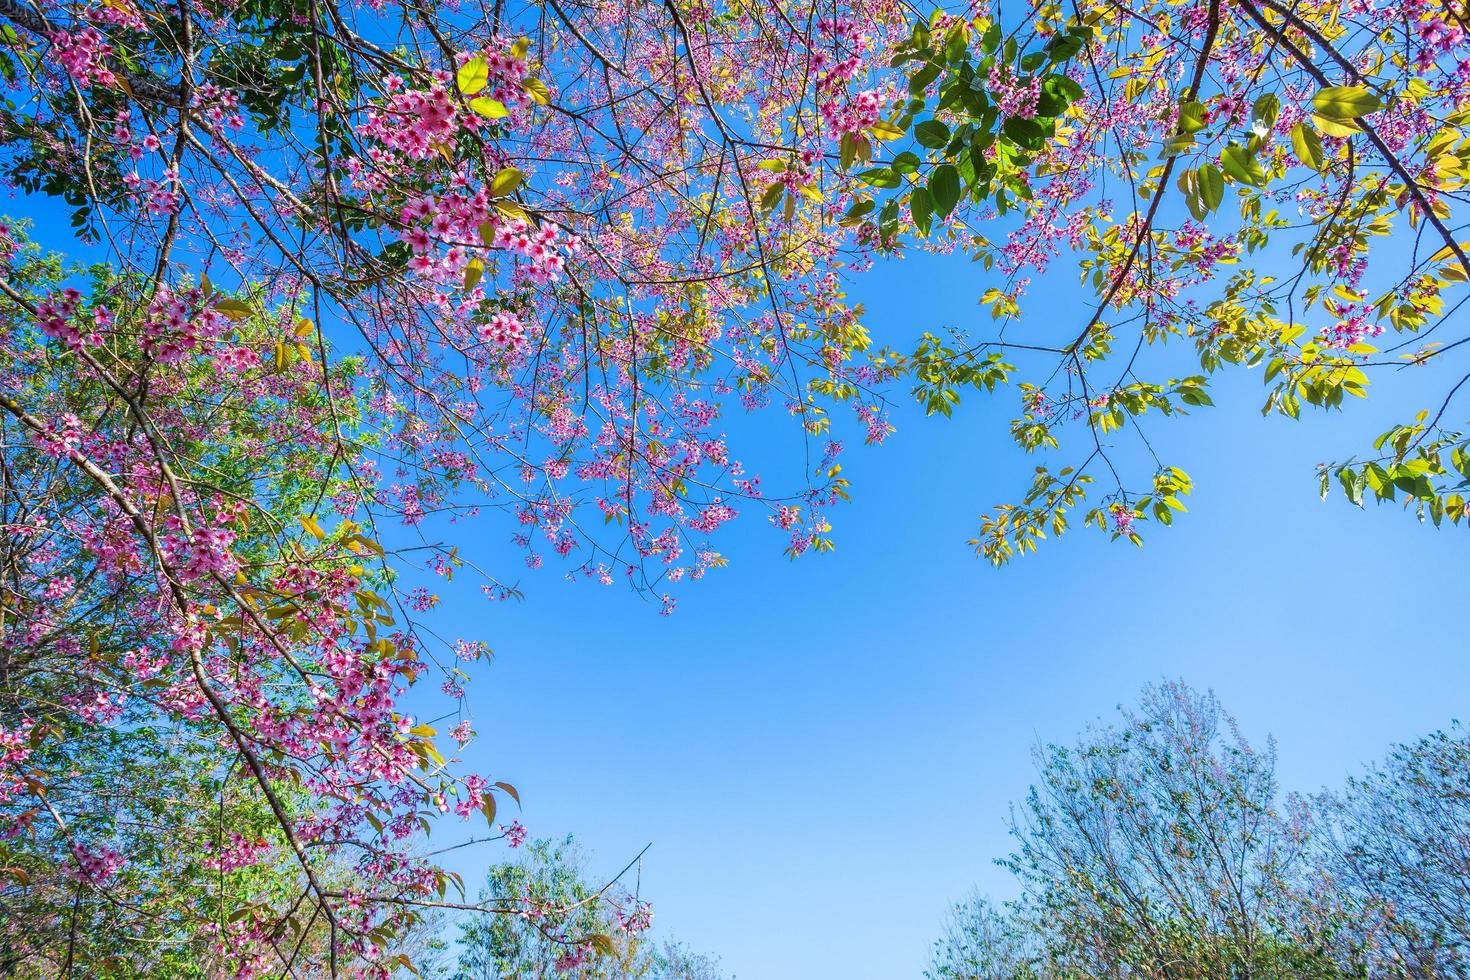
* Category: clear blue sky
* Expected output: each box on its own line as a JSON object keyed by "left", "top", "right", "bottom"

{"left": 13, "top": 180, "right": 1466, "bottom": 978}
{"left": 425, "top": 248, "right": 1469, "bottom": 977}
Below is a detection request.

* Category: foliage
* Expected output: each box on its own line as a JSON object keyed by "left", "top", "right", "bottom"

{"left": 932, "top": 683, "right": 1374, "bottom": 978}
{"left": 931, "top": 683, "right": 1470, "bottom": 978}
{"left": 5, "top": 0, "right": 1468, "bottom": 967}
{"left": 0, "top": 228, "right": 453, "bottom": 974}
{"left": 925, "top": 896, "right": 1045, "bottom": 980}
{"left": 454, "top": 836, "right": 727, "bottom": 980}
{"left": 847, "top": 0, "right": 1470, "bottom": 561}
{"left": 0, "top": 0, "right": 908, "bottom": 968}
{"left": 1003, "top": 682, "right": 1346, "bottom": 976}
{"left": 1314, "top": 726, "right": 1470, "bottom": 975}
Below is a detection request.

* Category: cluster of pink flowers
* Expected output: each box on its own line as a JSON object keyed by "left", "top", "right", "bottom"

{"left": 0, "top": 719, "right": 36, "bottom": 836}
{"left": 820, "top": 87, "right": 882, "bottom": 136}
{"left": 1417, "top": 16, "right": 1466, "bottom": 71}
{"left": 121, "top": 170, "right": 183, "bottom": 216}
{"left": 488, "top": 219, "right": 581, "bottom": 284}
{"left": 49, "top": 27, "right": 116, "bottom": 88}
{"left": 616, "top": 899, "right": 654, "bottom": 934}
{"left": 33, "top": 412, "right": 86, "bottom": 459}
{"left": 141, "top": 287, "right": 229, "bottom": 363}
{"left": 203, "top": 833, "right": 274, "bottom": 872}
{"left": 36, "top": 288, "right": 100, "bottom": 349}
{"left": 1320, "top": 310, "right": 1385, "bottom": 351}
{"left": 478, "top": 311, "right": 527, "bottom": 346}
{"left": 190, "top": 81, "right": 246, "bottom": 131}
{"left": 366, "top": 87, "right": 462, "bottom": 159}
{"left": 71, "top": 842, "right": 125, "bottom": 884}
{"left": 158, "top": 518, "right": 240, "bottom": 584}
{"left": 1110, "top": 504, "right": 1137, "bottom": 535}
{"left": 501, "top": 819, "right": 527, "bottom": 847}
{"left": 42, "top": 575, "right": 75, "bottom": 600}
{"left": 553, "top": 945, "right": 591, "bottom": 972}
{"left": 989, "top": 66, "right": 1041, "bottom": 119}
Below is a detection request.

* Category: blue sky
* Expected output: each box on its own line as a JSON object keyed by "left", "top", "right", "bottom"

{"left": 427, "top": 248, "right": 1470, "bottom": 977}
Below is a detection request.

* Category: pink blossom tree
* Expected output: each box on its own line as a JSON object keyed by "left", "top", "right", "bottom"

{"left": 0, "top": 0, "right": 911, "bottom": 971}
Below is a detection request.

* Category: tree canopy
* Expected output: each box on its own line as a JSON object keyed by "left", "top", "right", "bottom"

{"left": 927, "top": 683, "right": 1470, "bottom": 979}
{"left": 0, "top": 0, "right": 1466, "bottom": 972}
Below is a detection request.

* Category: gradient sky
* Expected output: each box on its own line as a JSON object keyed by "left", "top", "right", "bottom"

{"left": 423, "top": 248, "right": 1469, "bottom": 978}
{"left": 14, "top": 169, "right": 1468, "bottom": 979}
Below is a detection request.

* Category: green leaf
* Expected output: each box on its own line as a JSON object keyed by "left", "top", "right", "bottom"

{"left": 1177, "top": 168, "right": 1204, "bottom": 220}
{"left": 891, "top": 151, "right": 921, "bottom": 174}
{"left": 909, "top": 62, "right": 941, "bottom": 95}
{"left": 1219, "top": 144, "right": 1266, "bottom": 187}
{"left": 1197, "top": 164, "right": 1224, "bottom": 213}
{"left": 1177, "top": 100, "right": 1206, "bottom": 134}
{"left": 929, "top": 164, "right": 961, "bottom": 217}
{"left": 857, "top": 167, "right": 901, "bottom": 189}
{"left": 1312, "top": 85, "right": 1383, "bottom": 120}
{"left": 1046, "top": 31, "right": 1086, "bottom": 62}
{"left": 911, "top": 186, "right": 934, "bottom": 235}
{"left": 759, "top": 183, "right": 784, "bottom": 214}
{"left": 1251, "top": 92, "right": 1280, "bottom": 134}
{"left": 914, "top": 120, "right": 951, "bottom": 149}
{"left": 1291, "top": 121, "right": 1325, "bottom": 171}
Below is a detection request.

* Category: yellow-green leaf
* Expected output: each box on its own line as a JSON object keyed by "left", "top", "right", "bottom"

{"left": 456, "top": 57, "right": 489, "bottom": 96}
{"left": 1291, "top": 121, "right": 1325, "bottom": 171}
{"left": 215, "top": 298, "right": 252, "bottom": 320}
{"left": 1312, "top": 85, "right": 1383, "bottom": 120}
{"left": 469, "top": 97, "right": 508, "bottom": 119}
{"left": 1312, "top": 114, "right": 1362, "bottom": 138}
{"left": 522, "top": 77, "right": 550, "bottom": 105}
{"left": 463, "top": 258, "right": 484, "bottom": 291}
{"left": 1197, "top": 163, "right": 1224, "bottom": 213}
{"left": 868, "top": 120, "right": 904, "bottom": 141}
{"left": 1219, "top": 145, "right": 1266, "bottom": 187}
{"left": 1429, "top": 240, "right": 1470, "bottom": 263}
{"left": 490, "top": 167, "right": 524, "bottom": 197}
{"left": 492, "top": 199, "right": 526, "bottom": 219}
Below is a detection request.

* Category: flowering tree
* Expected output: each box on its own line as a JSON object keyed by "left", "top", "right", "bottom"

{"left": 0, "top": 0, "right": 913, "bottom": 971}
{"left": 6, "top": 0, "right": 1468, "bottom": 968}
{"left": 845, "top": 0, "right": 1470, "bottom": 561}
